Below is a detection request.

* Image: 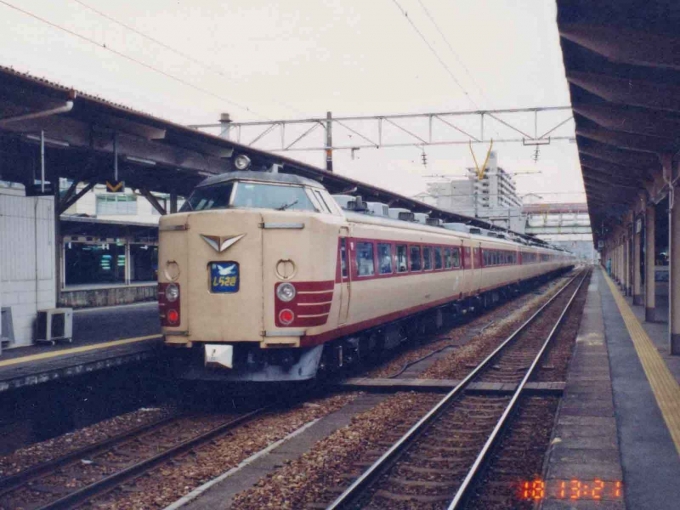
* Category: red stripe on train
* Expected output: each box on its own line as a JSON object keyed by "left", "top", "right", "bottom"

{"left": 297, "top": 291, "right": 334, "bottom": 303}
{"left": 295, "top": 302, "right": 332, "bottom": 315}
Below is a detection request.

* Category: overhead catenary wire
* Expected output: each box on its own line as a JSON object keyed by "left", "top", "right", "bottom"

{"left": 390, "top": 0, "right": 505, "bottom": 142}
{"left": 0, "top": 0, "right": 268, "bottom": 119}
{"left": 390, "top": 0, "right": 477, "bottom": 109}
{"left": 416, "top": 0, "right": 491, "bottom": 108}
{"left": 70, "top": 0, "right": 306, "bottom": 117}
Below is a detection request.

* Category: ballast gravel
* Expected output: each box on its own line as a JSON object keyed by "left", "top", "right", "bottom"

{"left": 231, "top": 391, "right": 441, "bottom": 509}
{"left": 0, "top": 405, "right": 173, "bottom": 478}
{"left": 82, "top": 393, "right": 357, "bottom": 510}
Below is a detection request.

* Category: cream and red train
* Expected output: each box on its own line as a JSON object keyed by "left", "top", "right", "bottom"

{"left": 158, "top": 170, "right": 574, "bottom": 383}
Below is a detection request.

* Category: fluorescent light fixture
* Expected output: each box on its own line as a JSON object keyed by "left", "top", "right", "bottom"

{"left": 124, "top": 155, "right": 157, "bottom": 166}
{"left": 25, "top": 134, "right": 70, "bottom": 147}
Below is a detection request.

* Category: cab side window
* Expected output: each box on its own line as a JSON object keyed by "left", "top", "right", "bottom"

{"left": 340, "top": 238, "right": 348, "bottom": 278}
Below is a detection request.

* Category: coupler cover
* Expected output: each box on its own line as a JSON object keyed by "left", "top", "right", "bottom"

{"left": 204, "top": 344, "right": 234, "bottom": 369}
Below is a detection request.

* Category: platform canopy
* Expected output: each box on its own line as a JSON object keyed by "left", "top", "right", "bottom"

{"left": 556, "top": 0, "right": 680, "bottom": 243}
{"left": 0, "top": 65, "right": 550, "bottom": 244}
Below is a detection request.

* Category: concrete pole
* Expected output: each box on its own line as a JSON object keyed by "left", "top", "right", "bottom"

{"left": 623, "top": 234, "right": 629, "bottom": 292}
{"left": 634, "top": 219, "right": 642, "bottom": 304}
{"left": 670, "top": 184, "right": 680, "bottom": 355}
{"left": 621, "top": 237, "right": 626, "bottom": 287}
{"left": 645, "top": 204, "right": 657, "bottom": 321}
{"left": 614, "top": 243, "right": 619, "bottom": 281}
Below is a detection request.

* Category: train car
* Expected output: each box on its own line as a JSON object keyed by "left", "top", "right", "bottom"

{"left": 158, "top": 170, "right": 575, "bottom": 383}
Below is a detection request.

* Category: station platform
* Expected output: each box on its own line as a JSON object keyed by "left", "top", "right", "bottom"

{"left": 540, "top": 268, "right": 680, "bottom": 509}
{"left": 0, "top": 302, "right": 162, "bottom": 393}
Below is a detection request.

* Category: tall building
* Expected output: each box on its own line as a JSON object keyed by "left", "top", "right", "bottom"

{"left": 424, "top": 152, "right": 524, "bottom": 231}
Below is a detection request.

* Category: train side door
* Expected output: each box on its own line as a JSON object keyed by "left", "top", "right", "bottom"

{"left": 472, "top": 242, "right": 482, "bottom": 293}
{"left": 337, "top": 229, "right": 351, "bottom": 325}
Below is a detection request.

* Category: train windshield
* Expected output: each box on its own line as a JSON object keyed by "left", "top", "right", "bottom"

{"left": 180, "top": 181, "right": 317, "bottom": 212}
{"left": 181, "top": 182, "right": 234, "bottom": 211}
{"left": 232, "top": 182, "right": 316, "bottom": 211}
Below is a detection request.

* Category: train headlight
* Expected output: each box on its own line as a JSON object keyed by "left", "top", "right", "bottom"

{"left": 234, "top": 154, "right": 252, "bottom": 171}
{"left": 276, "top": 282, "right": 296, "bottom": 302}
{"left": 166, "top": 283, "right": 180, "bottom": 302}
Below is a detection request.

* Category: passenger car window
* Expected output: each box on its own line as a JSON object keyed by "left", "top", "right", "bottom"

{"left": 377, "top": 243, "right": 393, "bottom": 275}
{"left": 453, "top": 248, "right": 461, "bottom": 268}
{"left": 410, "top": 246, "right": 422, "bottom": 271}
{"left": 434, "top": 247, "right": 443, "bottom": 270}
{"left": 423, "top": 246, "right": 432, "bottom": 270}
{"left": 443, "top": 247, "right": 452, "bottom": 269}
{"left": 396, "top": 245, "right": 408, "bottom": 273}
{"left": 356, "top": 242, "right": 375, "bottom": 277}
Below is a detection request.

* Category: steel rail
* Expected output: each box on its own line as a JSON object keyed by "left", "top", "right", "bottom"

{"left": 0, "top": 413, "right": 181, "bottom": 497}
{"left": 326, "top": 270, "right": 584, "bottom": 510}
{"left": 35, "top": 408, "right": 267, "bottom": 510}
{"left": 448, "top": 269, "right": 589, "bottom": 509}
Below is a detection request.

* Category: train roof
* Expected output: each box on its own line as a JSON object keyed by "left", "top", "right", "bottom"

{"left": 197, "top": 170, "right": 325, "bottom": 189}
{"left": 345, "top": 211, "right": 565, "bottom": 252}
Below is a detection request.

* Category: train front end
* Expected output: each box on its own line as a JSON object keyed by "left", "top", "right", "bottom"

{"left": 158, "top": 171, "right": 343, "bottom": 383}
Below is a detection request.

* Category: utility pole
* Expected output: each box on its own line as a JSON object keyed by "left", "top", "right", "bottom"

{"left": 325, "top": 111, "right": 333, "bottom": 172}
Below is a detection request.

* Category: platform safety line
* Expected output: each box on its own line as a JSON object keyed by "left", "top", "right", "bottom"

{"left": 602, "top": 269, "right": 680, "bottom": 456}
{"left": 0, "top": 335, "right": 163, "bottom": 368}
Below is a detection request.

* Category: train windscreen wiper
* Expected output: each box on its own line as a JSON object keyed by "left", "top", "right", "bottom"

{"left": 276, "top": 199, "right": 299, "bottom": 211}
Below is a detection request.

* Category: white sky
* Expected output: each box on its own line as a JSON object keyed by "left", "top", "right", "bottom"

{"left": 0, "top": 0, "right": 584, "bottom": 202}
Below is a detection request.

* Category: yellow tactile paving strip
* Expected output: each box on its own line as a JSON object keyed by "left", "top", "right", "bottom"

{"left": 0, "top": 335, "right": 162, "bottom": 368}
{"left": 603, "top": 269, "right": 680, "bottom": 455}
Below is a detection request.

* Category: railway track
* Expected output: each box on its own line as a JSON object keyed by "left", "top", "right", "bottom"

{"left": 323, "top": 268, "right": 589, "bottom": 510}
{"left": 0, "top": 408, "right": 266, "bottom": 510}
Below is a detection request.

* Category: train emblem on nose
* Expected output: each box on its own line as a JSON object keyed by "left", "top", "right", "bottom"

{"left": 200, "top": 233, "right": 246, "bottom": 253}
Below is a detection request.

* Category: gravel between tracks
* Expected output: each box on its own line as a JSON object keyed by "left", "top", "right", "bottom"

{"left": 367, "top": 277, "right": 568, "bottom": 380}
{"left": 465, "top": 396, "right": 560, "bottom": 510}
{"left": 532, "top": 272, "right": 590, "bottom": 383}
{"left": 82, "top": 393, "right": 357, "bottom": 510}
{"left": 421, "top": 276, "right": 572, "bottom": 380}
{"left": 0, "top": 405, "right": 174, "bottom": 478}
{"left": 231, "top": 391, "right": 441, "bottom": 509}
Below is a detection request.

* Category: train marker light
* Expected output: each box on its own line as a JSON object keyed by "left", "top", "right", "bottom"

{"left": 279, "top": 309, "right": 295, "bottom": 325}
{"left": 166, "top": 283, "right": 180, "bottom": 302}
{"left": 276, "top": 283, "right": 296, "bottom": 302}
{"left": 167, "top": 309, "right": 180, "bottom": 324}
{"left": 234, "top": 154, "right": 252, "bottom": 171}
